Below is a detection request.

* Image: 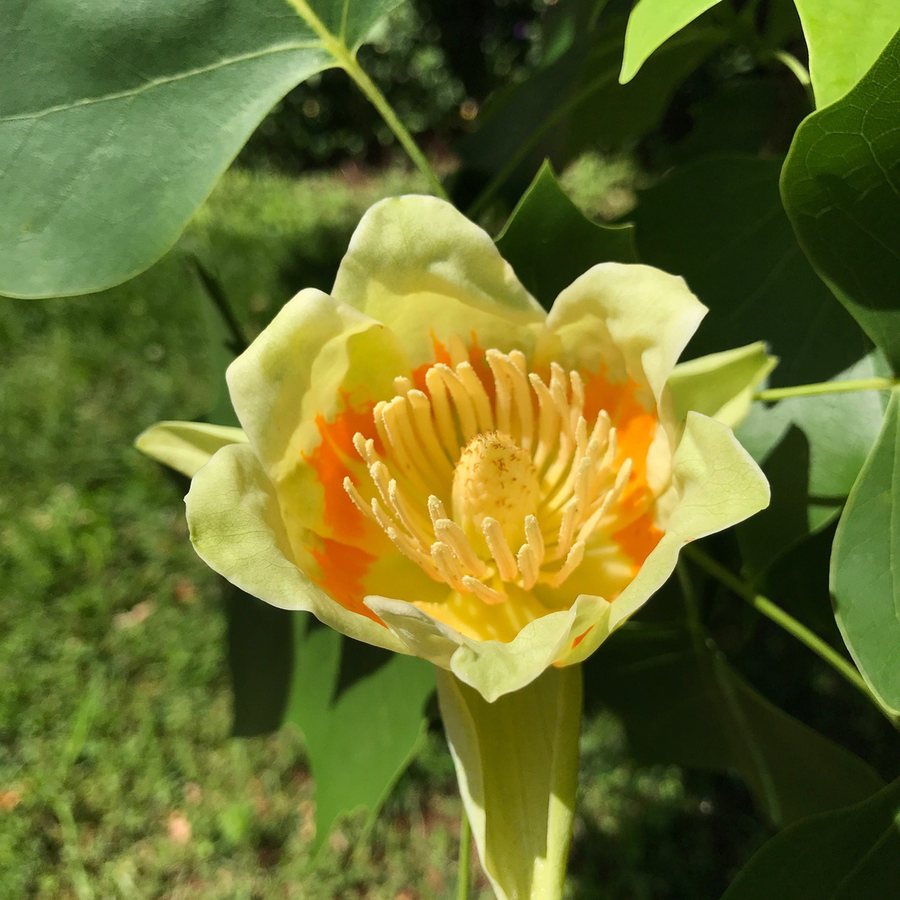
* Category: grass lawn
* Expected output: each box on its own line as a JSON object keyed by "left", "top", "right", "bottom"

{"left": 1, "top": 163, "right": 764, "bottom": 900}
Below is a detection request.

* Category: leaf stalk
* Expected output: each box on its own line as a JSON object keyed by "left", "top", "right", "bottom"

{"left": 282, "top": 0, "right": 449, "bottom": 202}
{"left": 754, "top": 377, "right": 898, "bottom": 403}
{"left": 683, "top": 546, "right": 899, "bottom": 728}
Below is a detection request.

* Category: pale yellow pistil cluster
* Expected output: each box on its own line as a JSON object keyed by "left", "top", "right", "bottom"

{"left": 343, "top": 340, "right": 632, "bottom": 604}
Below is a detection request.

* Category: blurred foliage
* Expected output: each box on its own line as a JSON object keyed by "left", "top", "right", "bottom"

{"left": 239, "top": 0, "right": 547, "bottom": 171}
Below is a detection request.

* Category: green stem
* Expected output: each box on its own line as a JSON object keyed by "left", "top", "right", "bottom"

{"left": 457, "top": 808, "right": 471, "bottom": 900}
{"left": 768, "top": 49, "right": 816, "bottom": 106}
{"left": 283, "top": 0, "right": 449, "bottom": 201}
{"left": 771, "top": 49, "right": 811, "bottom": 87}
{"left": 192, "top": 257, "right": 249, "bottom": 355}
{"left": 683, "top": 547, "right": 878, "bottom": 707}
{"left": 754, "top": 377, "right": 898, "bottom": 403}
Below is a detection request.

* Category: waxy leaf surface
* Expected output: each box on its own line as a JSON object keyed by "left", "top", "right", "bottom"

{"left": 793, "top": 0, "right": 900, "bottom": 106}
{"left": 831, "top": 389, "right": 900, "bottom": 715}
{"left": 634, "top": 155, "right": 882, "bottom": 570}
{"left": 722, "top": 777, "right": 900, "bottom": 900}
{"left": 495, "top": 161, "right": 637, "bottom": 308}
{"left": 782, "top": 26, "right": 900, "bottom": 371}
{"left": 586, "top": 614, "right": 883, "bottom": 828}
{"left": 0, "top": 0, "right": 400, "bottom": 298}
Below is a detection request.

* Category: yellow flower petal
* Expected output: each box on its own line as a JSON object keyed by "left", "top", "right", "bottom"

{"left": 332, "top": 195, "right": 546, "bottom": 367}
{"left": 562, "top": 411, "right": 770, "bottom": 665}
{"left": 186, "top": 441, "right": 406, "bottom": 652}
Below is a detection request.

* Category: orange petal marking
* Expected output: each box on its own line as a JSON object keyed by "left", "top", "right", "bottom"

{"left": 581, "top": 367, "right": 663, "bottom": 570}
{"left": 310, "top": 537, "right": 381, "bottom": 623}
{"left": 303, "top": 390, "right": 388, "bottom": 622}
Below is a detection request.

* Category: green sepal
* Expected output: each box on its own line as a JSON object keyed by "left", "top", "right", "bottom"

{"left": 436, "top": 664, "right": 582, "bottom": 900}
{"left": 134, "top": 420, "right": 247, "bottom": 478}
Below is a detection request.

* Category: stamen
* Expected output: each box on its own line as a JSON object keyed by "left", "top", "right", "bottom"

{"left": 431, "top": 542, "right": 467, "bottom": 591}
{"left": 482, "top": 517, "right": 519, "bottom": 581}
{"left": 427, "top": 494, "right": 448, "bottom": 527}
{"left": 343, "top": 476, "right": 376, "bottom": 521}
{"left": 524, "top": 514, "right": 544, "bottom": 563}
{"left": 456, "top": 362, "right": 494, "bottom": 433}
{"left": 517, "top": 543, "right": 540, "bottom": 590}
{"left": 389, "top": 479, "right": 433, "bottom": 547}
{"left": 529, "top": 372, "right": 562, "bottom": 471}
{"left": 461, "top": 575, "right": 507, "bottom": 605}
{"left": 435, "top": 364, "right": 478, "bottom": 441}
{"left": 486, "top": 350, "right": 512, "bottom": 435}
{"left": 343, "top": 337, "right": 647, "bottom": 606}
{"left": 407, "top": 389, "right": 454, "bottom": 473}
{"left": 425, "top": 366, "right": 460, "bottom": 459}
{"left": 434, "top": 518, "right": 490, "bottom": 578}
{"left": 575, "top": 459, "right": 632, "bottom": 545}
{"left": 393, "top": 375, "right": 413, "bottom": 395}
{"left": 543, "top": 541, "right": 586, "bottom": 588}
{"left": 382, "top": 397, "right": 434, "bottom": 488}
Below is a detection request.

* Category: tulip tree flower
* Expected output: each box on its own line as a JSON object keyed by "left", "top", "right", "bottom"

{"left": 137, "top": 196, "right": 770, "bottom": 900}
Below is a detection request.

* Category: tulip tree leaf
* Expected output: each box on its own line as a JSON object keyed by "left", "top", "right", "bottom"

{"left": 495, "top": 161, "right": 637, "bottom": 308}
{"left": 793, "top": 0, "right": 900, "bottom": 107}
{"left": 721, "top": 777, "right": 900, "bottom": 900}
{"left": 633, "top": 155, "right": 882, "bottom": 571}
{"left": 735, "top": 352, "right": 887, "bottom": 574}
{"left": 285, "top": 617, "right": 435, "bottom": 850}
{"left": 227, "top": 587, "right": 296, "bottom": 737}
{"left": 620, "top": 0, "right": 724, "bottom": 84}
{"left": 0, "top": 0, "right": 402, "bottom": 299}
{"left": 585, "top": 615, "right": 884, "bottom": 828}
{"left": 831, "top": 389, "right": 900, "bottom": 716}
{"left": 782, "top": 26, "right": 900, "bottom": 372}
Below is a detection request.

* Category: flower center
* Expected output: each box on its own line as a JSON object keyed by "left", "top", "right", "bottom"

{"left": 343, "top": 337, "right": 633, "bottom": 605}
{"left": 451, "top": 431, "right": 540, "bottom": 552}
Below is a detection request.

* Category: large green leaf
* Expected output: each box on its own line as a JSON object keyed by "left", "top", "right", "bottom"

{"left": 227, "top": 587, "right": 296, "bottom": 737}
{"left": 722, "top": 777, "right": 900, "bottom": 900}
{"left": 586, "top": 611, "right": 884, "bottom": 828}
{"left": 285, "top": 618, "right": 435, "bottom": 849}
{"left": 793, "top": 0, "right": 900, "bottom": 107}
{"left": 495, "top": 161, "right": 637, "bottom": 308}
{"left": 735, "top": 353, "right": 887, "bottom": 574}
{"left": 620, "top": 0, "right": 724, "bottom": 83}
{"left": 0, "top": 0, "right": 400, "bottom": 299}
{"left": 633, "top": 156, "right": 882, "bottom": 570}
{"left": 782, "top": 26, "right": 900, "bottom": 372}
{"left": 831, "top": 389, "right": 900, "bottom": 716}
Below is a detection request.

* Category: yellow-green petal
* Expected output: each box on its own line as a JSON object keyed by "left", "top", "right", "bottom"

{"left": 332, "top": 195, "right": 546, "bottom": 367}
{"left": 563, "top": 411, "right": 770, "bottom": 664}
{"left": 668, "top": 341, "right": 777, "bottom": 428}
{"left": 226, "top": 288, "right": 412, "bottom": 547}
{"left": 134, "top": 420, "right": 247, "bottom": 478}
{"left": 539, "top": 262, "right": 707, "bottom": 403}
{"left": 185, "top": 441, "right": 406, "bottom": 655}
{"left": 227, "top": 287, "right": 408, "bottom": 484}
{"left": 367, "top": 593, "right": 608, "bottom": 702}
{"left": 436, "top": 665, "right": 582, "bottom": 900}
